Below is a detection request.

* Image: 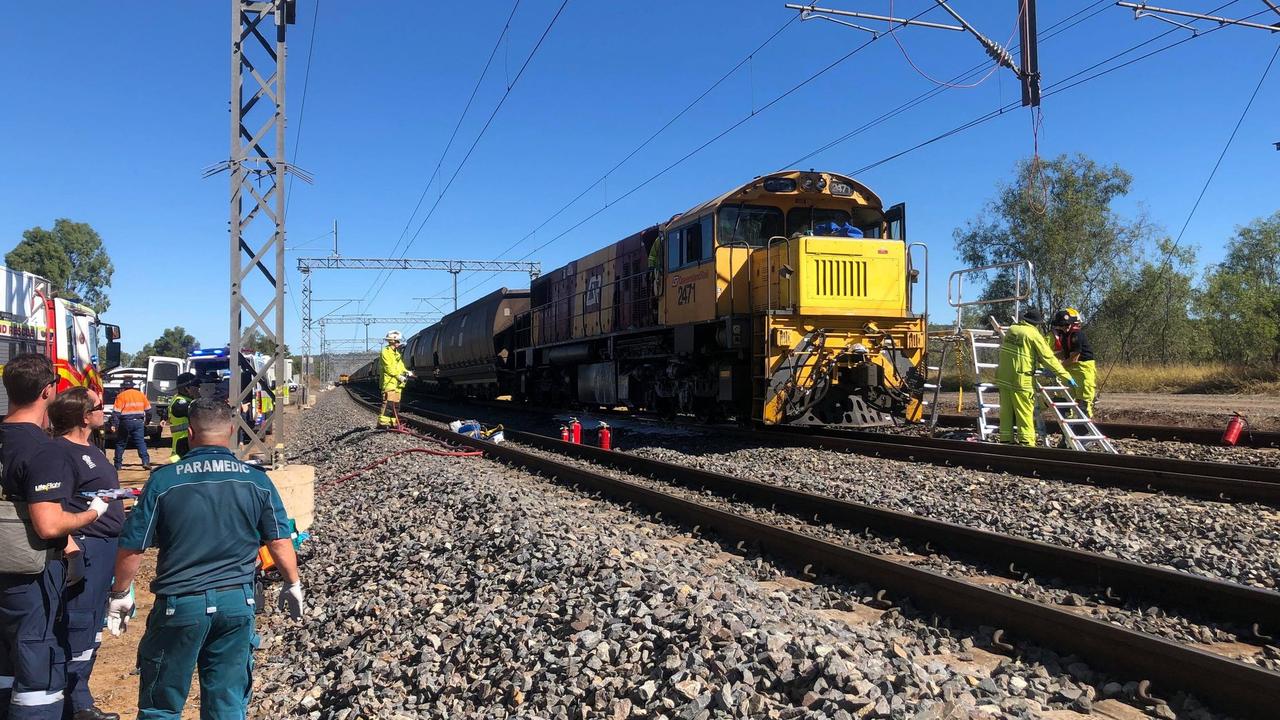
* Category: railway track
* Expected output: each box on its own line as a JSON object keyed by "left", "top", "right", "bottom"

{"left": 359, "top": 383, "right": 1280, "bottom": 505}
{"left": 933, "top": 413, "right": 1280, "bottom": 448}
{"left": 346, "top": 386, "right": 1280, "bottom": 718}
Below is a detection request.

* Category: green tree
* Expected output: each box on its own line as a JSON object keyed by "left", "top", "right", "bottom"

{"left": 244, "top": 330, "right": 290, "bottom": 357}
{"left": 1199, "top": 212, "right": 1280, "bottom": 365}
{"left": 1092, "top": 239, "right": 1201, "bottom": 363}
{"left": 131, "top": 327, "right": 199, "bottom": 369}
{"left": 953, "top": 154, "right": 1154, "bottom": 323}
{"left": 6, "top": 219, "right": 115, "bottom": 313}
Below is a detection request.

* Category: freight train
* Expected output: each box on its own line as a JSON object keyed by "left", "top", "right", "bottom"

{"left": 351, "top": 169, "right": 929, "bottom": 427}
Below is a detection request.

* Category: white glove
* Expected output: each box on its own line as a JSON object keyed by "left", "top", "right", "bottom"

{"left": 107, "top": 590, "right": 134, "bottom": 636}
{"left": 404, "top": 370, "right": 414, "bottom": 378}
{"left": 398, "top": 373, "right": 408, "bottom": 383}
{"left": 88, "top": 496, "right": 110, "bottom": 518}
{"left": 278, "top": 582, "right": 304, "bottom": 618}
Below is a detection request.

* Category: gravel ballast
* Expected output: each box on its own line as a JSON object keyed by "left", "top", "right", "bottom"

{"left": 248, "top": 390, "right": 1245, "bottom": 719}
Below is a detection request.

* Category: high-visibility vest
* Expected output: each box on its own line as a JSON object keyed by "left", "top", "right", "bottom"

{"left": 170, "top": 395, "right": 191, "bottom": 440}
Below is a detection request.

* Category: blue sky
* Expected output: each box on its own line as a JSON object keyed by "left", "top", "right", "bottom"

{"left": 2, "top": 1, "right": 1277, "bottom": 354}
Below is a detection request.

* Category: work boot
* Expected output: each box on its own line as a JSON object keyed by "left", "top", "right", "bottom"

{"left": 73, "top": 707, "right": 121, "bottom": 720}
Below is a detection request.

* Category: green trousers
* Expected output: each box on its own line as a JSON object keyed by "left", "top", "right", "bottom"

{"left": 997, "top": 387, "right": 1037, "bottom": 446}
{"left": 1067, "top": 359, "right": 1097, "bottom": 417}
{"left": 137, "top": 585, "right": 258, "bottom": 720}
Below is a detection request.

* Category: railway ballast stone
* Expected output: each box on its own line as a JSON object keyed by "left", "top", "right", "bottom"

{"left": 254, "top": 390, "right": 1224, "bottom": 719}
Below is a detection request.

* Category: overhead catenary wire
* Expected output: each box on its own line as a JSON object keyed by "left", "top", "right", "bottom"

{"left": 1098, "top": 34, "right": 1278, "bottom": 389}
{"left": 285, "top": 0, "right": 321, "bottom": 216}
{"left": 363, "top": 0, "right": 524, "bottom": 302}
{"left": 448, "top": 4, "right": 941, "bottom": 300}
{"left": 362, "top": 0, "right": 571, "bottom": 308}
{"left": 454, "top": 0, "right": 1111, "bottom": 301}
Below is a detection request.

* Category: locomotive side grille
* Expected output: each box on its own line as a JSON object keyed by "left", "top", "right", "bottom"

{"left": 811, "top": 258, "right": 867, "bottom": 297}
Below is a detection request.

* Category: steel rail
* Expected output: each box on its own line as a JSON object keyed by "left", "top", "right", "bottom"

{"left": 385, "top": 393, "right": 1280, "bottom": 632}
{"left": 935, "top": 413, "right": 1280, "bottom": 448}
{"left": 386, "top": 386, "right": 1280, "bottom": 503}
{"left": 754, "top": 427, "right": 1280, "bottom": 504}
{"left": 344, "top": 387, "right": 1280, "bottom": 719}
{"left": 798, "top": 426, "right": 1280, "bottom": 484}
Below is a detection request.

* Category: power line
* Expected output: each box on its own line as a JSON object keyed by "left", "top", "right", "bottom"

{"left": 285, "top": 0, "right": 321, "bottom": 216}
{"left": 845, "top": 2, "right": 1258, "bottom": 176}
{"left": 368, "top": 0, "right": 523, "bottom": 298}
{"left": 785, "top": 0, "right": 1113, "bottom": 169}
{"left": 449, "top": 5, "right": 940, "bottom": 300}
{"left": 362, "top": 0, "right": 571, "bottom": 308}
{"left": 453, "top": 0, "right": 1110, "bottom": 301}
{"left": 1172, "top": 43, "right": 1278, "bottom": 245}
{"left": 1098, "top": 33, "right": 1278, "bottom": 388}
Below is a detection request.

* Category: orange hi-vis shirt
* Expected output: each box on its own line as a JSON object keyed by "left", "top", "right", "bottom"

{"left": 114, "top": 388, "right": 151, "bottom": 415}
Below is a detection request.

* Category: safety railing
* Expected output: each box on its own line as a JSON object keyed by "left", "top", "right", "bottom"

{"left": 946, "top": 259, "right": 1035, "bottom": 330}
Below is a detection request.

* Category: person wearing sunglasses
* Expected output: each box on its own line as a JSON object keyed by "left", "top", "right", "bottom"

{"left": 47, "top": 387, "right": 124, "bottom": 720}
{"left": 0, "top": 355, "right": 110, "bottom": 720}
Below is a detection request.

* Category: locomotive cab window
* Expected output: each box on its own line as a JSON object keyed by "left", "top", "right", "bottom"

{"left": 667, "top": 216, "right": 714, "bottom": 270}
{"left": 718, "top": 205, "right": 784, "bottom": 248}
{"left": 787, "top": 207, "right": 884, "bottom": 239}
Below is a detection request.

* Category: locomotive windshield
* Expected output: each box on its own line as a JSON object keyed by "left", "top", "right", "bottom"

{"left": 786, "top": 206, "right": 884, "bottom": 239}
{"left": 717, "top": 205, "right": 784, "bottom": 247}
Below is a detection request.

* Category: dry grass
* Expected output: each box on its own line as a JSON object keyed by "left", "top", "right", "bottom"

{"left": 1096, "top": 363, "right": 1280, "bottom": 395}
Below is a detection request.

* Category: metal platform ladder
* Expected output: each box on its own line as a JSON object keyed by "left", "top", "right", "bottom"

{"left": 1036, "top": 380, "right": 1117, "bottom": 453}
{"left": 964, "top": 327, "right": 1004, "bottom": 442}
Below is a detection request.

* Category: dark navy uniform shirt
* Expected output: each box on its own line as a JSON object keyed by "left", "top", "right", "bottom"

{"left": 0, "top": 422, "right": 73, "bottom": 552}
{"left": 118, "top": 445, "right": 292, "bottom": 596}
{"left": 1056, "top": 327, "right": 1095, "bottom": 362}
{"left": 53, "top": 437, "right": 125, "bottom": 539}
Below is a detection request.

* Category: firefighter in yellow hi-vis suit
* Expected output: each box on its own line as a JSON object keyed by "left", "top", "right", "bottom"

{"left": 377, "top": 330, "right": 411, "bottom": 429}
{"left": 995, "top": 308, "right": 1076, "bottom": 446}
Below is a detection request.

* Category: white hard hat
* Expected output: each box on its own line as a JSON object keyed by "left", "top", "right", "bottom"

{"left": 385, "top": 330, "right": 402, "bottom": 343}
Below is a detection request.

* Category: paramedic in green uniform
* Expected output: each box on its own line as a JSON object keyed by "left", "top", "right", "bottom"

{"left": 995, "top": 308, "right": 1076, "bottom": 446}
{"left": 106, "top": 400, "right": 304, "bottom": 719}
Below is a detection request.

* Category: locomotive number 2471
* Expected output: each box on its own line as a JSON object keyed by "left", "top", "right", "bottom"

{"left": 676, "top": 282, "right": 696, "bottom": 305}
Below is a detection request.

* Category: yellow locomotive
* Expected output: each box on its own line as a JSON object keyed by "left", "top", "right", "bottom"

{"left": 509, "top": 169, "right": 928, "bottom": 427}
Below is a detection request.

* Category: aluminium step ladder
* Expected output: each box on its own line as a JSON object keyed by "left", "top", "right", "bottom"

{"left": 964, "top": 326, "right": 1004, "bottom": 442}
{"left": 965, "top": 320, "right": 1116, "bottom": 452}
{"left": 1036, "top": 380, "right": 1117, "bottom": 453}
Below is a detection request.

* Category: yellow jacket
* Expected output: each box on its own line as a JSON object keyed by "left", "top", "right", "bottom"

{"left": 379, "top": 345, "right": 407, "bottom": 393}
{"left": 995, "top": 321, "right": 1071, "bottom": 392}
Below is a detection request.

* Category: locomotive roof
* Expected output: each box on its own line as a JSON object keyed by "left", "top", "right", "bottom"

{"left": 663, "top": 170, "right": 883, "bottom": 229}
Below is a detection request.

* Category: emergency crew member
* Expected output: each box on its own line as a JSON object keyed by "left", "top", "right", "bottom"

{"left": 111, "top": 378, "right": 152, "bottom": 471}
{"left": 995, "top": 309, "right": 1077, "bottom": 446}
{"left": 166, "top": 373, "right": 199, "bottom": 462}
{"left": 0, "top": 354, "right": 110, "bottom": 720}
{"left": 106, "top": 399, "right": 303, "bottom": 719}
{"left": 1051, "top": 308, "right": 1097, "bottom": 417}
{"left": 377, "top": 331, "right": 410, "bottom": 429}
{"left": 48, "top": 388, "right": 125, "bottom": 720}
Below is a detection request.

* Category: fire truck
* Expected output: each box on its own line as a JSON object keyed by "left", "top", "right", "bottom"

{"left": 0, "top": 265, "right": 121, "bottom": 415}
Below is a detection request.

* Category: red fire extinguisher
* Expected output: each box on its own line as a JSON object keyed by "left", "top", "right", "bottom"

{"left": 598, "top": 422, "right": 612, "bottom": 451}
{"left": 1222, "top": 412, "right": 1247, "bottom": 447}
{"left": 569, "top": 418, "right": 582, "bottom": 444}
{"left": 559, "top": 425, "right": 570, "bottom": 443}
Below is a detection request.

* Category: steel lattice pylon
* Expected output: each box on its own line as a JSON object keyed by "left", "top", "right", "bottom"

{"left": 224, "top": 0, "right": 299, "bottom": 463}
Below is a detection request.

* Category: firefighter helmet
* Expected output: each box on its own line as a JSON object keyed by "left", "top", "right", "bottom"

{"left": 1052, "top": 308, "right": 1081, "bottom": 328}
